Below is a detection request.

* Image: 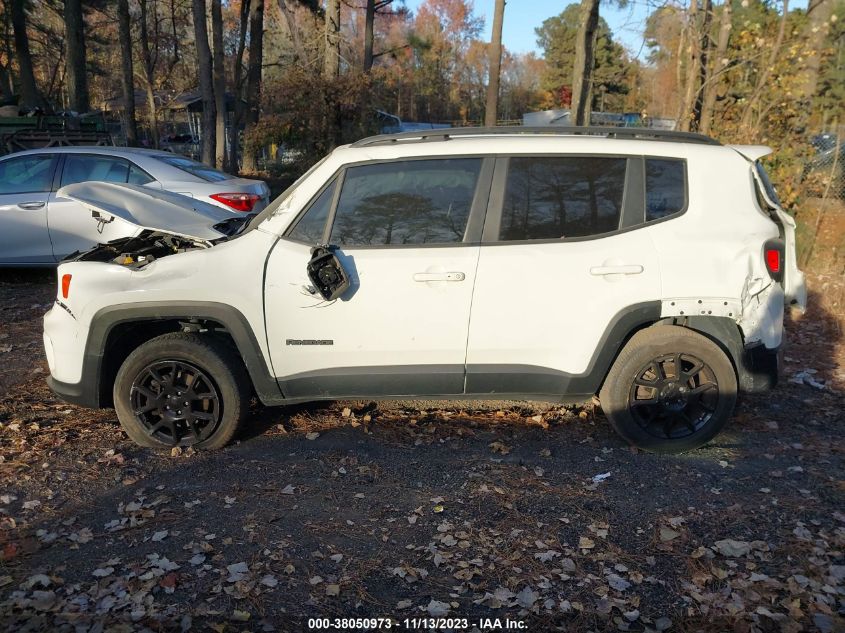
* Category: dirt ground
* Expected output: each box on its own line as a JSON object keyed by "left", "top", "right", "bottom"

{"left": 0, "top": 220, "right": 843, "bottom": 631}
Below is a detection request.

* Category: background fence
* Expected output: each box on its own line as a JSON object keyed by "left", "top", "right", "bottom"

{"left": 803, "top": 127, "right": 845, "bottom": 200}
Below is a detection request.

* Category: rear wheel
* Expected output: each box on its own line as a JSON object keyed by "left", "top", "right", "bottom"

{"left": 113, "top": 333, "right": 251, "bottom": 450}
{"left": 599, "top": 325, "right": 737, "bottom": 453}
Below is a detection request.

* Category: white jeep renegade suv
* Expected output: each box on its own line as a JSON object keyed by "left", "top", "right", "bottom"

{"left": 42, "top": 127, "right": 806, "bottom": 453}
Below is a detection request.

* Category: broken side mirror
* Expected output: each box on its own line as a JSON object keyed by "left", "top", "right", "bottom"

{"left": 306, "top": 245, "right": 350, "bottom": 301}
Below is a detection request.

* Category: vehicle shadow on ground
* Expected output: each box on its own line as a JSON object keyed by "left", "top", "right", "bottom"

{"left": 0, "top": 268, "right": 54, "bottom": 285}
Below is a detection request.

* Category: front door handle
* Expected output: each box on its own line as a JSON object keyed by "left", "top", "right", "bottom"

{"left": 590, "top": 265, "right": 643, "bottom": 276}
{"left": 18, "top": 201, "right": 46, "bottom": 210}
{"left": 413, "top": 271, "right": 466, "bottom": 282}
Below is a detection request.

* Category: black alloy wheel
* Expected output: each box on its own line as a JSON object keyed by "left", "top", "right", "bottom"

{"left": 628, "top": 353, "right": 719, "bottom": 440}
{"left": 130, "top": 359, "right": 222, "bottom": 445}
{"left": 599, "top": 324, "right": 737, "bottom": 453}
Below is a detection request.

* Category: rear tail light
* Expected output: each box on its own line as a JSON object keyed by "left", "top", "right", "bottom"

{"left": 210, "top": 192, "right": 261, "bottom": 212}
{"left": 764, "top": 239, "right": 784, "bottom": 282}
{"left": 61, "top": 273, "right": 72, "bottom": 299}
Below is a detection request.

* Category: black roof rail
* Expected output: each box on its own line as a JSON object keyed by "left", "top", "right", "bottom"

{"left": 350, "top": 126, "right": 721, "bottom": 148}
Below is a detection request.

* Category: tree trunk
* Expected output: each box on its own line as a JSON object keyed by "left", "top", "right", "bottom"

{"left": 793, "top": 0, "right": 833, "bottom": 127}
{"left": 117, "top": 0, "right": 138, "bottom": 146}
{"left": 227, "top": 0, "right": 250, "bottom": 171}
{"left": 63, "top": 0, "right": 89, "bottom": 113}
{"left": 677, "top": 0, "right": 699, "bottom": 132}
{"left": 212, "top": 0, "right": 226, "bottom": 169}
{"left": 241, "top": 0, "right": 263, "bottom": 173}
{"left": 10, "top": 0, "right": 45, "bottom": 109}
{"left": 484, "top": 0, "right": 505, "bottom": 127}
{"left": 322, "top": 0, "right": 341, "bottom": 148}
{"left": 689, "top": 0, "right": 712, "bottom": 131}
{"left": 323, "top": 0, "right": 340, "bottom": 79}
{"left": 138, "top": 0, "right": 159, "bottom": 147}
{"left": 277, "top": 0, "right": 306, "bottom": 63}
{"left": 571, "top": 0, "right": 599, "bottom": 126}
{"left": 740, "top": 0, "right": 788, "bottom": 133}
{"left": 192, "top": 0, "right": 216, "bottom": 165}
{"left": 699, "top": 0, "right": 732, "bottom": 135}
{"left": 364, "top": 0, "right": 375, "bottom": 72}
{"left": 0, "top": 65, "right": 13, "bottom": 103}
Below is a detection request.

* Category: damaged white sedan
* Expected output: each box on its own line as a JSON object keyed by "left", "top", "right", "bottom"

{"left": 43, "top": 127, "right": 806, "bottom": 453}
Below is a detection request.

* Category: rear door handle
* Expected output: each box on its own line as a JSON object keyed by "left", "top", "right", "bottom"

{"left": 413, "top": 271, "right": 466, "bottom": 282}
{"left": 18, "top": 201, "right": 46, "bottom": 210}
{"left": 589, "top": 265, "right": 644, "bottom": 276}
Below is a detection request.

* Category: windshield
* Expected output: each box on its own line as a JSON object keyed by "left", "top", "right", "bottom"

{"left": 155, "top": 155, "right": 232, "bottom": 182}
{"left": 241, "top": 155, "right": 332, "bottom": 234}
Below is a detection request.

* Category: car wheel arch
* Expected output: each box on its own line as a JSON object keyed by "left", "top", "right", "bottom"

{"left": 85, "top": 302, "right": 283, "bottom": 408}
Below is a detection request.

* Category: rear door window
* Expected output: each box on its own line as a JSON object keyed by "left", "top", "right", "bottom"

{"left": 329, "top": 158, "right": 482, "bottom": 246}
{"left": 645, "top": 159, "right": 686, "bottom": 221}
{"left": 61, "top": 155, "right": 135, "bottom": 187}
{"left": 499, "top": 156, "right": 626, "bottom": 240}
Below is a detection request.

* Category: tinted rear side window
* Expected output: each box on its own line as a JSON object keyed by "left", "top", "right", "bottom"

{"left": 500, "top": 157, "right": 626, "bottom": 241}
{"left": 645, "top": 159, "right": 686, "bottom": 221}
{"left": 329, "top": 158, "right": 481, "bottom": 246}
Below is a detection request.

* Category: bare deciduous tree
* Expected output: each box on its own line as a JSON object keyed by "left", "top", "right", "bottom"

{"left": 138, "top": 0, "right": 159, "bottom": 147}
{"left": 484, "top": 0, "right": 505, "bottom": 127}
{"left": 241, "top": 0, "right": 264, "bottom": 173}
{"left": 324, "top": 0, "right": 341, "bottom": 79}
{"left": 212, "top": 0, "right": 226, "bottom": 169}
{"left": 192, "top": 0, "right": 216, "bottom": 164}
{"left": 677, "top": 0, "right": 712, "bottom": 132}
{"left": 699, "top": 0, "right": 732, "bottom": 135}
{"left": 690, "top": 0, "right": 712, "bottom": 129}
{"left": 11, "top": 0, "right": 45, "bottom": 109}
{"left": 63, "top": 0, "right": 89, "bottom": 112}
{"left": 571, "top": 0, "right": 599, "bottom": 126}
{"left": 227, "top": 0, "right": 250, "bottom": 170}
{"left": 277, "top": 0, "right": 306, "bottom": 64}
{"left": 364, "top": 0, "right": 376, "bottom": 72}
{"left": 740, "top": 0, "right": 788, "bottom": 133}
{"left": 117, "top": 0, "right": 138, "bottom": 146}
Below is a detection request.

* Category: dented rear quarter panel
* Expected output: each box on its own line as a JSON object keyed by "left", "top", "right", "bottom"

{"left": 651, "top": 148, "right": 782, "bottom": 348}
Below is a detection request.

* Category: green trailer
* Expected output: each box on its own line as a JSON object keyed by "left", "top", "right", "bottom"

{"left": 0, "top": 115, "right": 112, "bottom": 155}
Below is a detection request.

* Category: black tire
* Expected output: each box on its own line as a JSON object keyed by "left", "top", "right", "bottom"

{"left": 113, "top": 333, "right": 251, "bottom": 450}
{"left": 599, "top": 325, "right": 737, "bottom": 454}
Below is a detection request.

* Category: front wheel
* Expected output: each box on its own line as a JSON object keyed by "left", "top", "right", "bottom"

{"left": 599, "top": 325, "right": 737, "bottom": 454}
{"left": 113, "top": 333, "right": 251, "bottom": 450}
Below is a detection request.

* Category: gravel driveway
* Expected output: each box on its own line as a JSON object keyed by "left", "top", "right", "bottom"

{"left": 0, "top": 269, "right": 842, "bottom": 632}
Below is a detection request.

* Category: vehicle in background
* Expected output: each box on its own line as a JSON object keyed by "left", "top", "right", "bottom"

{"left": 0, "top": 146, "right": 269, "bottom": 266}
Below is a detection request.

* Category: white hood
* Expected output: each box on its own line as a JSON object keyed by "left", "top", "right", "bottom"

{"left": 57, "top": 182, "right": 232, "bottom": 243}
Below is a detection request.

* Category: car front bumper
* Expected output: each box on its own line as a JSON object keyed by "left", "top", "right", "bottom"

{"left": 46, "top": 375, "right": 99, "bottom": 408}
